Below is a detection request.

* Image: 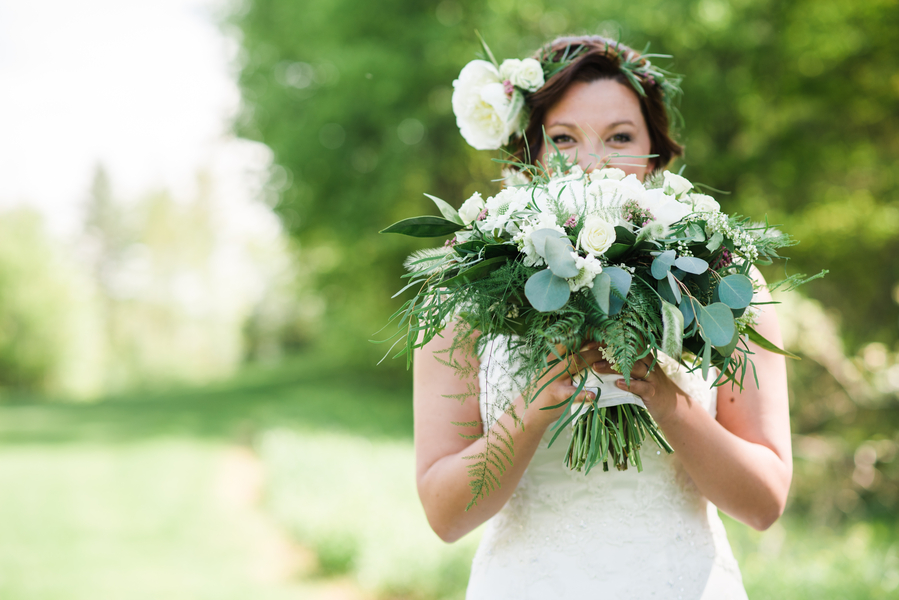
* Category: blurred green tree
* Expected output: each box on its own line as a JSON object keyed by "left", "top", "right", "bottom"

{"left": 228, "top": 0, "right": 898, "bottom": 365}
{"left": 0, "top": 209, "right": 101, "bottom": 395}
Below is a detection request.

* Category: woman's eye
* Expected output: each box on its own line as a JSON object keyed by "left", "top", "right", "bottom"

{"left": 551, "top": 134, "right": 575, "bottom": 145}
{"left": 609, "top": 133, "right": 632, "bottom": 144}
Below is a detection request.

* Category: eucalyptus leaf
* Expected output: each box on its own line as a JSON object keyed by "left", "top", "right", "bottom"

{"left": 530, "top": 228, "right": 565, "bottom": 257}
{"left": 651, "top": 250, "right": 676, "bottom": 279}
{"left": 658, "top": 278, "right": 678, "bottom": 305}
{"left": 717, "top": 274, "right": 754, "bottom": 309}
{"left": 666, "top": 271, "right": 682, "bottom": 304}
{"left": 714, "top": 327, "right": 741, "bottom": 357}
{"left": 685, "top": 222, "right": 706, "bottom": 243}
{"left": 604, "top": 267, "right": 632, "bottom": 315}
{"left": 380, "top": 216, "right": 464, "bottom": 238}
{"left": 698, "top": 302, "right": 736, "bottom": 347}
{"left": 545, "top": 236, "right": 579, "bottom": 278}
{"left": 591, "top": 271, "right": 611, "bottom": 314}
{"left": 424, "top": 193, "right": 463, "bottom": 225}
{"left": 661, "top": 300, "right": 684, "bottom": 357}
{"left": 525, "top": 269, "right": 571, "bottom": 312}
{"left": 674, "top": 256, "right": 708, "bottom": 274}
{"left": 679, "top": 296, "right": 696, "bottom": 328}
{"left": 706, "top": 231, "right": 724, "bottom": 252}
{"left": 702, "top": 341, "right": 712, "bottom": 380}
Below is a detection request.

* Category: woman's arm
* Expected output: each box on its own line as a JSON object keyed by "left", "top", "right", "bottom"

{"left": 613, "top": 275, "right": 792, "bottom": 531}
{"left": 414, "top": 321, "right": 602, "bottom": 542}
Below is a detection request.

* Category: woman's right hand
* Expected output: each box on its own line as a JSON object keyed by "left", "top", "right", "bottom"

{"left": 525, "top": 342, "right": 606, "bottom": 430}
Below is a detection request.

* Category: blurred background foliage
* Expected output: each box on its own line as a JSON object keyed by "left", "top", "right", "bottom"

{"left": 226, "top": 0, "right": 899, "bottom": 525}
{"left": 0, "top": 0, "right": 897, "bottom": 597}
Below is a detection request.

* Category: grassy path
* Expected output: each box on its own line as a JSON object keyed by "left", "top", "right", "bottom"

{"left": 0, "top": 357, "right": 896, "bottom": 599}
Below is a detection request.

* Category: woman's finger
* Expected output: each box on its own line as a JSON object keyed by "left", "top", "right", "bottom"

{"left": 616, "top": 377, "right": 655, "bottom": 399}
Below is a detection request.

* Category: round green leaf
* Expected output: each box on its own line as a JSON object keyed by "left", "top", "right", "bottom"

{"left": 591, "top": 271, "right": 611, "bottom": 314}
{"left": 674, "top": 256, "right": 708, "bottom": 274}
{"left": 666, "top": 271, "right": 682, "bottom": 304}
{"left": 544, "top": 236, "right": 579, "bottom": 278}
{"left": 717, "top": 274, "right": 754, "bottom": 309}
{"left": 604, "top": 267, "right": 632, "bottom": 315}
{"left": 525, "top": 269, "right": 571, "bottom": 312}
{"left": 679, "top": 297, "right": 697, "bottom": 328}
{"left": 698, "top": 302, "right": 736, "bottom": 347}
{"left": 530, "top": 228, "right": 564, "bottom": 258}
{"left": 651, "top": 250, "right": 676, "bottom": 280}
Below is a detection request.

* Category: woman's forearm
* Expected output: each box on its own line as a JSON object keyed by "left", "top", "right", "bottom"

{"left": 655, "top": 391, "right": 792, "bottom": 531}
{"left": 417, "top": 394, "right": 551, "bottom": 543}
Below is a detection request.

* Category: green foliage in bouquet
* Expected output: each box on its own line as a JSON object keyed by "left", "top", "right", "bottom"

{"left": 379, "top": 152, "right": 824, "bottom": 508}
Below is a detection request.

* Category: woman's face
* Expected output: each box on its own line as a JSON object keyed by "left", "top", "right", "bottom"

{"left": 538, "top": 78, "right": 655, "bottom": 180}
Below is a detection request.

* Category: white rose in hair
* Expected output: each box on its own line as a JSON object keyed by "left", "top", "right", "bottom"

{"left": 452, "top": 60, "right": 518, "bottom": 150}
{"left": 578, "top": 215, "right": 617, "bottom": 257}
{"left": 458, "top": 192, "right": 486, "bottom": 225}
{"left": 509, "top": 58, "right": 545, "bottom": 92}
{"left": 499, "top": 59, "right": 522, "bottom": 81}
{"left": 690, "top": 193, "right": 720, "bottom": 213}
{"left": 662, "top": 171, "right": 693, "bottom": 198}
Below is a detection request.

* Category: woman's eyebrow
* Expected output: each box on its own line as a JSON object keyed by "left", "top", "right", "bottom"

{"left": 544, "top": 120, "right": 636, "bottom": 130}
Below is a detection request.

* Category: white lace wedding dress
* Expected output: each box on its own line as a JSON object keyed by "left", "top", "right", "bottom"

{"left": 467, "top": 337, "right": 748, "bottom": 599}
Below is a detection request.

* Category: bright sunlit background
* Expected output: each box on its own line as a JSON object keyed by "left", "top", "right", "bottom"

{"left": 0, "top": 0, "right": 897, "bottom": 598}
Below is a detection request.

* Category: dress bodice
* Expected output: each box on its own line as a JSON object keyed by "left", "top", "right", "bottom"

{"left": 468, "top": 336, "right": 747, "bottom": 599}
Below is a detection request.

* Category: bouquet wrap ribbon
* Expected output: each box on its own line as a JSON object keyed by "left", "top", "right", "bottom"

{"left": 571, "top": 369, "right": 646, "bottom": 418}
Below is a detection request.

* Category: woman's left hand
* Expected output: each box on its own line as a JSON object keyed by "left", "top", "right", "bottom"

{"left": 591, "top": 355, "right": 683, "bottom": 426}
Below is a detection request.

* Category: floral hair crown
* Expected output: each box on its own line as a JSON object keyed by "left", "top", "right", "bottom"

{"left": 451, "top": 35, "right": 682, "bottom": 151}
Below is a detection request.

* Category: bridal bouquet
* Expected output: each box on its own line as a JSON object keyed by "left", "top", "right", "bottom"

{"left": 381, "top": 156, "right": 817, "bottom": 505}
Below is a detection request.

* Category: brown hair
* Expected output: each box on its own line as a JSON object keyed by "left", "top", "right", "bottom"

{"left": 511, "top": 35, "right": 684, "bottom": 172}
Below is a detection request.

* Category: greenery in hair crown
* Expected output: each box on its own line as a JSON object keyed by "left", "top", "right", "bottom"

{"left": 451, "top": 36, "right": 683, "bottom": 151}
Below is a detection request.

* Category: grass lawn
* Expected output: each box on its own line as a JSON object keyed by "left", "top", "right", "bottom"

{"left": 0, "top": 355, "right": 895, "bottom": 599}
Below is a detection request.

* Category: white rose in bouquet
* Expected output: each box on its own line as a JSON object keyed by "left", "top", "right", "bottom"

{"left": 689, "top": 193, "right": 720, "bottom": 213}
{"left": 458, "top": 192, "right": 486, "bottom": 225}
{"left": 587, "top": 167, "right": 626, "bottom": 181}
{"left": 452, "top": 60, "right": 519, "bottom": 150}
{"left": 662, "top": 171, "right": 694, "bottom": 198}
{"left": 578, "top": 214, "right": 617, "bottom": 257}
{"left": 587, "top": 174, "right": 646, "bottom": 209}
{"left": 640, "top": 188, "right": 692, "bottom": 229}
{"left": 546, "top": 166, "right": 589, "bottom": 214}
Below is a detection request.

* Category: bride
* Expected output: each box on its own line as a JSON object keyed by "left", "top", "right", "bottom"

{"left": 413, "top": 35, "right": 791, "bottom": 599}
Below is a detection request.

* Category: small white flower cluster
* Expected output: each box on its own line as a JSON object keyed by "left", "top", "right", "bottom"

{"left": 452, "top": 57, "right": 545, "bottom": 150}
{"left": 734, "top": 304, "right": 761, "bottom": 330}
{"left": 704, "top": 211, "right": 759, "bottom": 262}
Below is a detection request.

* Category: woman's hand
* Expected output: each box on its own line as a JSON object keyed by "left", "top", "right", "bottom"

{"left": 526, "top": 342, "right": 606, "bottom": 430}
{"left": 590, "top": 355, "right": 684, "bottom": 426}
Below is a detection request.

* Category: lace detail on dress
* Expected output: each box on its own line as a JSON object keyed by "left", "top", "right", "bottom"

{"left": 468, "top": 337, "right": 747, "bottom": 600}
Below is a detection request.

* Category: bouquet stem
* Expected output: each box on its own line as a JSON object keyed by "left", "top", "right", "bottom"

{"left": 564, "top": 403, "right": 674, "bottom": 473}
